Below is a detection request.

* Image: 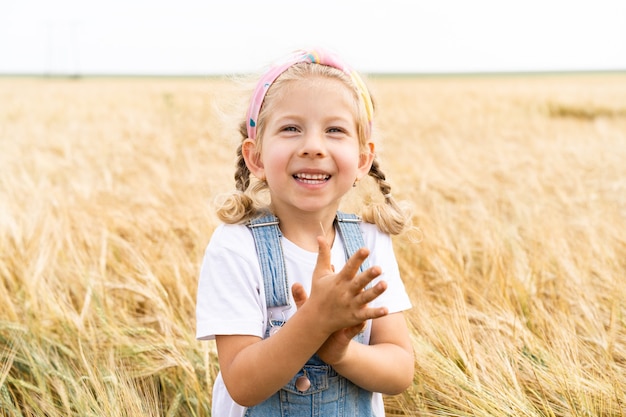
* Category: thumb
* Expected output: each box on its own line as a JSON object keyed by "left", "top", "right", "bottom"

{"left": 291, "top": 283, "right": 308, "bottom": 309}
{"left": 342, "top": 322, "right": 366, "bottom": 341}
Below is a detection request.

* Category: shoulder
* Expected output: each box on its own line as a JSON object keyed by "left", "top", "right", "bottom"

{"left": 360, "top": 221, "right": 393, "bottom": 248}
{"left": 200, "top": 223, "right": 260, "bottom": 273}
{"left": 206, "top": 223, "right": 255, "bottom": 255}
{"left": 359, "top": 221, "right": 398, "bottom": 268}
{"left": 200, "top": 223, "right": 264, "bottom": 283}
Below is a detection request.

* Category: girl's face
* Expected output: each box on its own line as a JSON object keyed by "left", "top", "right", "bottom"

{"left": 244, "top": 76, "right": 374, "bottom": 219}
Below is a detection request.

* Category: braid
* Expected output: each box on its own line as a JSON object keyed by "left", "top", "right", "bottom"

{"left": 368, "top": 158, "right": 392, "bottom": 197}
{"left": 234, "top": 143, "right": 250, "bottom": 192}
{"left": 216, "top": 122, "right": 262, "bottom": 223}
{"left": 361, "top": 157, "right": 411, "bottom": 235}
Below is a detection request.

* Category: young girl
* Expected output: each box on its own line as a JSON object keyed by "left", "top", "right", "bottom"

{"left": 196, "top": 48, "right": 414, "bottom": 417}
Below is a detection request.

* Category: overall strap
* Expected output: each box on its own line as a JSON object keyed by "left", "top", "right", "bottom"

{"left": 335, "top": 211, "right": 369, "bottom": 273}
{"left": 334, "top": 212, "right": 371, "bottom": 344}
{"left": 247, "top": 213, "right": 291, "bottom": 309}
{"left": 246, "top": 211, "right": 368, "bottom": 310}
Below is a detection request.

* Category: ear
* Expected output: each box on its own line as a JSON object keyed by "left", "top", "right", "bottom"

{"left": 242, "top": 138, "right": 265, "bottom": 180}
{"left": 357, "top": 141, "right": 375, "bottom": 177}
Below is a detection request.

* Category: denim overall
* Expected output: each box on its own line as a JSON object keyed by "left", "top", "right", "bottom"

{"left": 245, "top": 211, "right": 375, "bottom": 417}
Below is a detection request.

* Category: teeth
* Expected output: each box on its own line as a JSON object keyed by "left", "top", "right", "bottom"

{"left": 296, "top": 173, "right": 329, "bottom": 180}
{"left": 294, "top": 173, "right": 330, "bottom": 183}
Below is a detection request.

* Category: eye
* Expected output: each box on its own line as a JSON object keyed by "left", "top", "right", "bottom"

{"left": 281, "top": 125, "right": 299, "bottom": 132}
{"left": 327, "top": 126, "right": 351, "bottom": 138}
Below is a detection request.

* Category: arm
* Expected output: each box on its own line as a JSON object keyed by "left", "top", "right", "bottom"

{"left": 328, "top": 312, "right": 414, "bottom": 394}
{"left": 292, "top": 285, "right": 414, "bottom": 395}
{"left": 215, "top": 236, "right": 389, "bottom": 407}
{"left": 215, "top": 307, "right": 331, "bottom": 407}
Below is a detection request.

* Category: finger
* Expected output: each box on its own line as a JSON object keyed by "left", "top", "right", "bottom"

{"left": 337, "top": 247, "right": 370, "bottom": 282}
{"left": 358, "top": 280, "right": 388, "bottom": 305}
{"left": 356, "top": 266, "right": 383, "bottom": 288}
{"left": 313, "top": 235, "right": 333, "bottom": 278}
{"left": 358, "top": 306, "right": 389, "bottom": 322}
{"left": 291, "top": 283, "right": 308, "bottom": 309}
{"left": 352, "top": 266, "right": 383, "bottom": 293}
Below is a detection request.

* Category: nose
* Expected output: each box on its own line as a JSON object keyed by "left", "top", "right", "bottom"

{"left": 298, "top": 130, "right": 326, "bottom": 158}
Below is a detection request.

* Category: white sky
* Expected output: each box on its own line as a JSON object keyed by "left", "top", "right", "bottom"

{"left": 1, "top": 0, "right": 625, "bottom": 75}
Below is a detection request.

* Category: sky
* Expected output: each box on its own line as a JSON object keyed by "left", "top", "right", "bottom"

{"left": 1, "top": 0, "right": 625, "bottom": 75}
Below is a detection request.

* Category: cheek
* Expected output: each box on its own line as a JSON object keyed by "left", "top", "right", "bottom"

{"left": 339, "top": 144, "right": 364, "bottom": 168}
{"left": 261, "top": 149, "right": 289, "bottom": 174}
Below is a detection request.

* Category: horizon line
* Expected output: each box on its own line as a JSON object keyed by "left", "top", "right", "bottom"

{"left": 1, "top": 68, "right": 626, "bottom": 79}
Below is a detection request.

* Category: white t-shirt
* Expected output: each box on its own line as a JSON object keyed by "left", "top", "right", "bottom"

{"left": 196, "top": 221, "right": 412, "bottom": 417}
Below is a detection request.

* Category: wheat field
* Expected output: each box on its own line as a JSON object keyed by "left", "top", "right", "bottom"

{"left": 1, "top": 73, "right": 625, "bottom": 416}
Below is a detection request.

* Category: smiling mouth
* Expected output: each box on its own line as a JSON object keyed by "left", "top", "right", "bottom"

{"left": 293, "top": 173, "right": 331, "bottom": 184}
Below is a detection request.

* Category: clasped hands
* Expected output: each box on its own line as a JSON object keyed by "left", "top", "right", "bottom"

{"left": 291, "top": 235, "right": 388, "bottom": 366}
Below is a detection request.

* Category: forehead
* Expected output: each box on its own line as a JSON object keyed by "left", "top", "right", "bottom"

{"left": 270, "top": 79, "right": 357, "bottom": 124}
{"left": 270, "top": 76, "right": 356, "bottom": 108}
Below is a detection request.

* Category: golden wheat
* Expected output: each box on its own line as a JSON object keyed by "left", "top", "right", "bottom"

{"left": 1, "top": 73, "right": 625, "bottom": 416}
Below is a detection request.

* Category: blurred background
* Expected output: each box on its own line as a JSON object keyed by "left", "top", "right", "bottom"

{"left": 1, "top": 0, "right": 625, "bottom": 76}
{"left": 2, "top": 1, "right": 626, "bottom": 416}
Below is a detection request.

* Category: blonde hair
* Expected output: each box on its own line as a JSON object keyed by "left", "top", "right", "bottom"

{"left": 216, "top": 62, "right": 411, "bottom": 235}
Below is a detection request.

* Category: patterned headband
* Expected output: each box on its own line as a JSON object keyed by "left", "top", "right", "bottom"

{"left": 245, "top": 49, "right": 374, "bottom": 140}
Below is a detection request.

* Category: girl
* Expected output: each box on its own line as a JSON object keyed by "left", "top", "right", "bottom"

{"left": 196, "top": 48, "right": 414, "bottom": 417}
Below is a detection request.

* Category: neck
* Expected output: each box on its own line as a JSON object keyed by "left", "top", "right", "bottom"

{"left": 273, "top": 209, "right": 337, "bottom": 252}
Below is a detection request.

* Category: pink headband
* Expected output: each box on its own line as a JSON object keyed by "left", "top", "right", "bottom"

{"left": 245, "top": 49, "right": 374, "bottom": 140}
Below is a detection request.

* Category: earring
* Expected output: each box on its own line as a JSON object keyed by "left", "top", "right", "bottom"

{"left": 352, "top": 178, "right": 359, "bottom": 187}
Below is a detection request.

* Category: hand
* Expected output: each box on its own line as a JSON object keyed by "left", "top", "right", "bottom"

{"left": 292, "top": 283, "right": 367, "bottom": 365}
{"left": 301, "top": 235, "right": 389, "bottom": 339}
